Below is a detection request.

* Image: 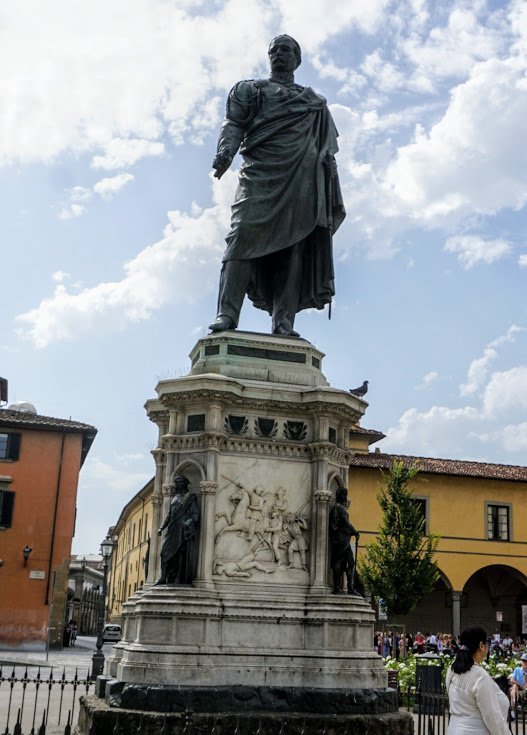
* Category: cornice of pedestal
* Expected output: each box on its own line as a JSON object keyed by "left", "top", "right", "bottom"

{"left": 153, "top": 385, "right": 364, "bottom": 423}
{"left": 309, "top": 441, "right": 351, "bottom": 465}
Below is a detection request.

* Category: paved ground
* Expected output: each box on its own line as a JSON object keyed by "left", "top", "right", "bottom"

{"left": 0, "top": 635, "right": 114, "bottom": 674}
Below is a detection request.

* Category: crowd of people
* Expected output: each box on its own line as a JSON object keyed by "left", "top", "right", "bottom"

{"left": 375, "top": 630, "right": 460, "bottom": 658}
{"left": 375, "top": 629, "right": 527, "bottom": 659}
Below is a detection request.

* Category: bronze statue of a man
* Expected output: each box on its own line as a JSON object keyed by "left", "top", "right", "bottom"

{"left": 209, "top": 35, "right": 346, "bottom": 338}
{"left": 154, "top": 475, "right": 200, "bottom": 585}
{"left": 329, "top": 487, "right": 360, "bottom": 595}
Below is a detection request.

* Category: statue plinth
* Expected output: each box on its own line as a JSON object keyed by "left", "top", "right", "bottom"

{"left": 78, "top": 332, "right": 410, "bottom": 733}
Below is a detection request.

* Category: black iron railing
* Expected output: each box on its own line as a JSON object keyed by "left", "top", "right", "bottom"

{"left": 0, "top": 664, "right": 94, "bottom": 734}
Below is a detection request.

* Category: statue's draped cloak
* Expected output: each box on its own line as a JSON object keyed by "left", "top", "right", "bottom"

{"left": 218, "top": 80, "right": 346, "bottom": 314}
{"left": 160, "top": 492, "right": 199, "bottom": 582}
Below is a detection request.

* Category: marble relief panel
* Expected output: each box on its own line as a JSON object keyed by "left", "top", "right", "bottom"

{"left": 213, "top": 457, "right": 312, "bottom": 583}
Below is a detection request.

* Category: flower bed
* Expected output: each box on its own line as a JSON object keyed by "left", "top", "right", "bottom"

{"left": 384, "top": 652, "right": 517, "bottom": 693}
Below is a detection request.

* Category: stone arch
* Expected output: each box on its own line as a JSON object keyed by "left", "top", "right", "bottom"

{"left": 438, "top": 568, "right": 454, "bottom": 592}
{"left": 171, "top": 459, "right": 205, "bottom": 490}
{"left": 461, "top": 564, "right": 527, "bottom": 636}
{"left": 327, "top": 470, "right": 345, "bottom": 495}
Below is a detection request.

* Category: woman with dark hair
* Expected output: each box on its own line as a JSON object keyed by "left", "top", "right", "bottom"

{"left": 446, "top": 626, "right": 510, "bottom": 734}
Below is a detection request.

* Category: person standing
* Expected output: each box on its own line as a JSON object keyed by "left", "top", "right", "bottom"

{"left": 445, "top": 626, "right": 510, "bottom": 735}
{"left": 510, "top": 652, "right": 527, "bottom": 706}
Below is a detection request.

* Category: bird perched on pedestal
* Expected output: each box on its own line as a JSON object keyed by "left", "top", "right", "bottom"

{"left": 349, "top": 380, "right": 369, "bottom": 398}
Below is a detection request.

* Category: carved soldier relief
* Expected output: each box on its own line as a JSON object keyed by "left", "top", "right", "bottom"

{"left": 213, "top": 467, "right": 310, "bottom": 579}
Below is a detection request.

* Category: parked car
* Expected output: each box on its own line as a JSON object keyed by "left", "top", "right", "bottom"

{"left": 102, "top": 624, "right": 122, "bottom": 643}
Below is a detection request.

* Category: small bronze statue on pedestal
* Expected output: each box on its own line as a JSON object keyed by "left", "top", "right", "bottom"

{"left": 155, "top": 475, "right": 200, "bottom": 585}
{"left": 329, "top": 487, "right": 360, "bottom": 595}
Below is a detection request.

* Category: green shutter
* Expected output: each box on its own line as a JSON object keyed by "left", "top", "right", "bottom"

{"left": 7, "top": 433, "right": 21, "bottom": 460}
{"left": 0, "top": 490, "right": 15, "bottom": 527}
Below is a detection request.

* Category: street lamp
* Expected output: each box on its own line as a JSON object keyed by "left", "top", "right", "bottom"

{"left": 91, "top": 535, "right": 114, "bottom": 679}
{"left": 23, "top": 546, "right": 33, "bottom": 567}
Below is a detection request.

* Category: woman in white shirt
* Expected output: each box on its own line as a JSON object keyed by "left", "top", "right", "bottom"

{"left": 446, "top": 626, "right": 510, "bottom": 734}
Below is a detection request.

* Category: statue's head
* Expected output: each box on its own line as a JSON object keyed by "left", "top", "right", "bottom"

{"left": 335, "top": 487, "right": 348, "bottom": 505}
{"left": 174, "top": 474, "right": 190, "bottom": 492}
{"left": 268, "top": 35, "right": 301, "bottom": 72}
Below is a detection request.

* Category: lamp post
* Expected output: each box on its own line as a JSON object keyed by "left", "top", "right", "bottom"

{"left": 91, "top": 535, "right": 114, "bottom": 679}
{"left": 23, "top": 545, "right": 32, "bottom": 567}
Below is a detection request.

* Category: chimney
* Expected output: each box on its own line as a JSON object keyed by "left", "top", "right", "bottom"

{"left": 0, "top": 377, "right": 7, "bottom": 404}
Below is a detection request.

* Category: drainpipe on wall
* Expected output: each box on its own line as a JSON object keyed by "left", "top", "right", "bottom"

{"left": 45, "top": 433, "right": 65, "bottom": 605}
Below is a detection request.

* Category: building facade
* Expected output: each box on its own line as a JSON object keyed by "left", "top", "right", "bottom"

{"left": 349, "top": 451, "right": 527, "bottom": 638}
{"left": 106, "top": 478, "right": 154, "bottom": 624}
{"left": 67, "top": 555, "right": 104, "bottom": 635}
{"left": 0, "top": 405, "right": 96, "bottom": 649}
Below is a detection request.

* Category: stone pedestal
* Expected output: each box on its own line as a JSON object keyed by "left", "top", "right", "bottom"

{"left": 78, "top": 332, "right": 411, "bottom": 733}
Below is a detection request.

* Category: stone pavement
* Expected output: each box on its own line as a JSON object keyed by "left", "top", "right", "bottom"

{"left": 0, "top": 635, "right": 114, "bottom": 676}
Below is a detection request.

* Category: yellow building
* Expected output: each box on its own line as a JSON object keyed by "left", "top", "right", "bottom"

{"left": 349, "top": 451, "right": 527, "bottom": 639}
{"left": 107, "top": 478, "right": 154, "bottom": 624}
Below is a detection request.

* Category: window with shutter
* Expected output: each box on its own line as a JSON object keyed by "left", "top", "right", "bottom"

{"left": 0, "top": 432, "right": 21, "bottom": 461}
{"left": 0, "top": 489, "right": 15, "bottom": 528}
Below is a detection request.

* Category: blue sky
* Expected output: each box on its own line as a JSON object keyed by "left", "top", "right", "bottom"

{"left": 1, "top": 0, "right": 526, "bottom": 553}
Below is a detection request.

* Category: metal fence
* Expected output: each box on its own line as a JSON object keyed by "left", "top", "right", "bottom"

{"left": 0, "top": 665, "right": 94, "bottom": 734}
{"left": 3, "top": 664, "right": 526, "bottom": 735}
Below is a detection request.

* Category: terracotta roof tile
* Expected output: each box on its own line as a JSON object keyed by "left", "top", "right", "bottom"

{"left": 349, "top": 452, "right": 527, "bottom": 482}
{"left": 0, "top": 409, "right": 96, "bottom": 434}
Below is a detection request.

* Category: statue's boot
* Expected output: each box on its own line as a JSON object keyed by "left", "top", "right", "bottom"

{"left": 153, "top": 577, "right": 167, "bottom": 585}
{"left": 332, "top": 586, "right": 344, "bottom": 594}
{"left": 209, "top": 315, "right": 235, "bottom": 332}
{"left": 273, "top": 322, "right": 300, "bottom": 337}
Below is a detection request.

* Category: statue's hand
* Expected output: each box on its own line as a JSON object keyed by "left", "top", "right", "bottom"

{"left": 212, "top": 151, "right": 233, "bottom": 179}
{"left": 355, "top": 532, "right": 360, "bottom": 540}
{"left": 157, "top": 527, "right": 163, "bottom": 536}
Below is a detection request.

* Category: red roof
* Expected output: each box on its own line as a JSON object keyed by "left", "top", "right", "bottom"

{"left": 349, "top": 452, "right": 527, "bottom": 482}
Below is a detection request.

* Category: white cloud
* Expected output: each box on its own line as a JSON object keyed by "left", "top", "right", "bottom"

{"left": 444, "top": 235, "right": 512, "bottom": 269}
{"left": 401, "top": 6, "right": 507, "bottom": 88}
{"left": 91, "top": 138, "right": 165, "bottom": 170}
{"left": 82, "top": 457, "right": 150, "bottom": 494}
{"left": 73, "top": 454, "right": 152, "bottom": 552}
{"left": 519, "top": 254, "right": 527, "bottom": 267}
{"left": 415, "top": 371, "right": 438, "bottom": 390}
{"left": 0, "top": 0, "right": 395, "bottom": 169}
{"left": 483, "top": 365, "right": 527, "bottom": 420}
{"left": 69, "top": 186, "right": 92, "bottom": 203}
{"left": 383, "top": 55, "right": 527, "bottom": 223}
{"left": 274, "top": 0, "right": 389, "bottom": 47}
{"left": 460, "top": 325, "right": 524, "bottom": 396}
{"left": 51, "top": 270, "right": 70, "bottom": 283}
{"left": 384, "top": 328, "right": 527, "bottom": 462}
{"left": 16, "top": 172, "right": 237, "bottom": 348}
{"left": 384, "top": 404, "right": 481, "bottom": 457}
{"left": 0, "top": 0, "right": 276, "bottom": 166}
{"left": 58, "top": 203, "right": 86, "bottom": 220}
{"left": 93, "top": 173, "right": 134, "bottom": 199}
{"left": 495, "top": 422, "right": 527, "bottom": 453}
